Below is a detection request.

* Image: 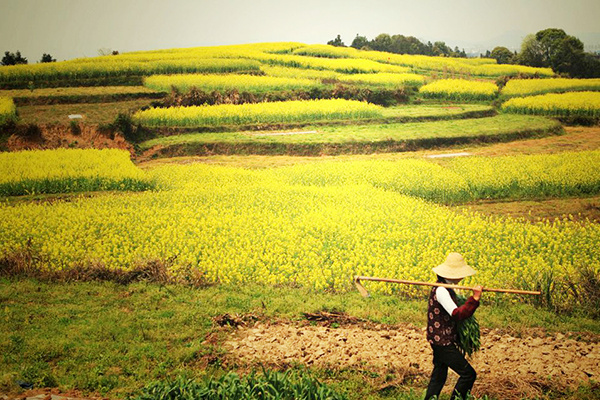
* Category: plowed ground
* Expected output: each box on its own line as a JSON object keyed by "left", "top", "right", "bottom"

{"left": 224, "top": 320, "right": 600, "bottom": 399}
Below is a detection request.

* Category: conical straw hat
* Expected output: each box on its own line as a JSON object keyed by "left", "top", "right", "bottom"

{"left": 432, "top": 252, "right": 477, "bottom": 279}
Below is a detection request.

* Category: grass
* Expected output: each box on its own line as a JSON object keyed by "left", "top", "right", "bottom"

{"left": 139, "top": 114, "right": 561, "bottom": 156}
{"left": 1, "top": 278, "right": 598, "bottom": 398}
{"left": 16, "top": 99, "right": 155, "bottom": 125}
{"left": 137, "top": 126, "right": 600, "bottom": 169}
{"left": 380, "top": 104, "right": 492, "bottom": 118}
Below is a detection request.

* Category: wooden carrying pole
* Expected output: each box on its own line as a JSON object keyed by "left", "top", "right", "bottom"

{"left": 354, "top": 275, "right": 541, "bottom": 298}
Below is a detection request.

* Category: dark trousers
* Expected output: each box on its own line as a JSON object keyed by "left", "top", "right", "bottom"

{"left": 424, "top": 344, "right": 477, "bottom": 400}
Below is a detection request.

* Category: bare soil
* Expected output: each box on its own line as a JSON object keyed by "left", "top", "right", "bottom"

{"left": 5, "top": 124, "right": 132, "bottom": 154}
{"left": 0, "top": 388, "right": 106, "bottom": 400}
{"left": 224, "top": 320, "right": 600, "bottom": 399}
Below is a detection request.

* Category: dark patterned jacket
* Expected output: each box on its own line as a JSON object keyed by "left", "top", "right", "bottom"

{"left": 426, "top": 287, "right": 480, "bottom": 346}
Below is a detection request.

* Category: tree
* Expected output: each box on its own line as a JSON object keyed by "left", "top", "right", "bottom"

{"left": 1, "top": 50, "right": 28, "bottom": 66}
{"left": 350, "top": 34, "right": 369, "bottom": 50}
{"left": 518, "top": 29, "right": 585, "bottom": 76}
{"left": 535, "top": 28, "right": 568, "bottom": 66}
{"left": 370, "top": 34, "right": 393, "bottom": 52}
{"left": 432, "top": 41, "right": 451, "bottom": 57}
{"left": 518, "top": 34, "right": 545, "bottom": 67}
{"left": 426, "top": 41, "right": 434, "bottom": 56}
{"left": 578, "top": 53, "right": 600, "bottom": 78}
{"left": 327, "top": 35, "right": 345, "bottom": 47}
{"left": 552, "top": 35, "right": 584, "bottom": 75}
{"left": 98, "top": 48, "right": 120, "bottom": 56}
{"left": 490, "top": 46, "right": 514, "bottom": 64}
{"left": 40, "top": 53, "right": 56, "bottom": 63}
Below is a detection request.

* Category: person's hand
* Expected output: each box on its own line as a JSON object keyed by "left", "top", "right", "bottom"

{"left": 472, "top": 285, "right": 483, "bottom": 301}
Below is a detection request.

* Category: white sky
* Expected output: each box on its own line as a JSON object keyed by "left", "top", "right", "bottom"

{"left": 1, "top": 0, "right": 599, "bottom": 61}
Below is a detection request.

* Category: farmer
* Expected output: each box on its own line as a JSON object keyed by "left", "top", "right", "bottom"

{"left": 424, "top": 252, "right": 483, "bottom": 400}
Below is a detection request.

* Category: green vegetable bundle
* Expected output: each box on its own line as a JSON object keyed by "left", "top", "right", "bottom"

{"left": 455, "top": 294, "right": 481, "bottom": 357}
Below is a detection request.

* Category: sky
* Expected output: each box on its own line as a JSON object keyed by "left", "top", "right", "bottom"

{"left": 1, "top": 0, "right": 599, "bottom": 62}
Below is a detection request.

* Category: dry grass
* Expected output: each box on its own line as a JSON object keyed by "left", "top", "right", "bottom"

{"left": 16, "top": 99, "right": 154, "bottom": 125}
{"left": 6, "top": 123, "right": 133, "bottom": 152}
{"left": 466, "top": 126, "right": 600, "bottom": 156}
{"left": 0, "top": 250, "right": 210, "bottom": 287}
{"left": 451, "top": 196, "right": 600, "bottom": 223}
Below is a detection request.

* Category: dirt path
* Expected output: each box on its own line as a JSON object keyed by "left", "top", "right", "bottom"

{"left": 224, "top": 321, "right": 600, "bottom": 399}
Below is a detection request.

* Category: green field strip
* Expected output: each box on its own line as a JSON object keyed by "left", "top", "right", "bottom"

{"left": 140, "top": 115, "right": 561, "bottom": 157}
{"left": 137, "top": 104, "right": 495, "bottom": 134}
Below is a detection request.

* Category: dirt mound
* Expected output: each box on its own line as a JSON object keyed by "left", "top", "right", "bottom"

{"left": 224, "top": 322, "right": 600, "bottom": 399}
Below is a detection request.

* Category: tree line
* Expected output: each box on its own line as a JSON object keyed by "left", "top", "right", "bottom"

{"left": 328, "top": 34, "right": 467, "bottom": 58}
{"left": 328, "top": 29, "right": 600, "bottom": 78}
{"left": 1, "top": 51, "right": 55, "bottom": 66}
{"left": 1, "top": 48, "right": 121, "bottom": 66}
{"left": 487, "top": 28, "right": 600, "bottom": 78}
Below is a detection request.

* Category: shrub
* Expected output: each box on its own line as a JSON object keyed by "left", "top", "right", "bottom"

{"left": 14, "top": 123, "right": 43, "bottom": 142}
{"left": 110, "top": 113, "right": 149, "bottom": 143}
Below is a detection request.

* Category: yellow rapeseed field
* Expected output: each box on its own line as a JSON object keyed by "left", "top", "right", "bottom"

{"left": 247, "top": 52, "right": 412, "bottom": 74}
{"left": 260, "top": 66, "right": 425, "bottom": 88}
{"left": 355, "top": 51, "right": 553, "bottom": 77}
{"left": 291, "top": 44, "right": 359, "bottom": 58}
{"left": 338, "top": 72, "right": 425, "bottom": 87}
{"left": 502, "top": 78, "right": 600, "bottom": 97}
{"left": 0, "top": 156, "right": 598, "bottom": 296}
{"left": 261, "top": 65, "right": 341, "bottom": 81}
{"left": 0, "top": 42, "right": 555, "bottom": 88}
{"left": 0, "top": 59, "right": 261, "bottom": 87}
{"left": 0, "top": 96, "right": 16, "bottom": 125}
{"left": 272, "top": 151, "right": 600, "bottom": 202}
{"left": 0, "top": 148, "right": 153, "bottom": 196}
{"left": 501, "top": 91, "right": 600, "bottom": 117}
{"left": 133, "top": 99, "right": 384, "bottom": 127}
{"left": 143, "top": 73, "right": 324, "bottom": 93}
{"left": 419, "top": 79, "right": 499, "bottom": 101}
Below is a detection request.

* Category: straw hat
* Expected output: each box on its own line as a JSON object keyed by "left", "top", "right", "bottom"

{"left": 433, "top": 252, "right": 477, "bottom": 279}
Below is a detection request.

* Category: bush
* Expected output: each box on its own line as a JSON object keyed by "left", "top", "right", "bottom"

{"left": 14, "top": 124, "right": 43, "bottom": 142}
{"left": 110, "top": 113, "right": 148, "bottom": 143}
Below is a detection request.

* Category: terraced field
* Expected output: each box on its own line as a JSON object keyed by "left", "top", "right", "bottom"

{"left": 1, "top": 42, "right": 599, "bottom": 400}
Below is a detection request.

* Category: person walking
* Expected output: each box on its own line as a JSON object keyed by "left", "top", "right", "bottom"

{"left": 424, "top": 252, "right": 483, "bottom": 400}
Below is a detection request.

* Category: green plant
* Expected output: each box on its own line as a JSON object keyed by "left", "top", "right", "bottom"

{"left": 69, "top": 120, "right": 81, "bottom": 136}
{"left": 455, "top": 294, "right": 481, "bottom": 357}
{"left": 131, "top": 370, "right": 348, "bottom": 400}
{"left": 110, "top": 113, "right": 151, "bottom": 143}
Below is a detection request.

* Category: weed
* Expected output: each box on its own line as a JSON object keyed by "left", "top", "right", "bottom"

{"left": 69, "top": 120, "right": 81, "bottom": 135}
